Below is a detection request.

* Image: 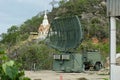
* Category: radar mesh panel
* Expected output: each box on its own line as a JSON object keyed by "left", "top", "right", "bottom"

{"left": 45, "top": 16, "right": 83, "bottom": 52}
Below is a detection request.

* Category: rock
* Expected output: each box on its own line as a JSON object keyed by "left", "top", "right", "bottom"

{"left": 100, "top": 1, "right": 106, "bottom": 7}
{"left": 81, "top": 12, "right": 93, "bottom": 19}
{"left": 104, "top": 57, "right": 110, "bottom": 69}
{"left": 116, "top": 57, "right": 120, "bottom": 65}
{"left": 97, "top": 68, "right": 109, "bottom": 75}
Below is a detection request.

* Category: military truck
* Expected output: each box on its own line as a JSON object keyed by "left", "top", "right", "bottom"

{"left": 82, "top": 48, "right": 102, "bottom": 71}
{"left": 46, "top": 16, "right": 103, "bottom": 72}
{"left": 52, "top": 49, "right": 102, "bottom": 72}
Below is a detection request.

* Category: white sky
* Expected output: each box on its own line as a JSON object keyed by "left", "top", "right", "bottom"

{"left": 0, "top": 0, "right": 59, "bottom": 35}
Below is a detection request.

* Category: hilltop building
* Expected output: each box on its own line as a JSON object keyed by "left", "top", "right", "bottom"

{"left": 28, "top": 12, "right": 50, "bottom": 42}
{"left": 38, "top": 12, "right": 50, "bottom": 40}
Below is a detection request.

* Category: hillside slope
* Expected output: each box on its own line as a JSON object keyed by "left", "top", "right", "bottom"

{"left": 0, "top": 0, "right": 114, "bottom": 70}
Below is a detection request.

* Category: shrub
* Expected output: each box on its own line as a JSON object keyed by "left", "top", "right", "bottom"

{"left": 0, "top": 48, "right": 31, "bottom": 80}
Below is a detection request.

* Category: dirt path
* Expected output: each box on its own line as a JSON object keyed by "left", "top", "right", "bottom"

{"left": 25, "top": 70, "right": 109, "bottom": 80}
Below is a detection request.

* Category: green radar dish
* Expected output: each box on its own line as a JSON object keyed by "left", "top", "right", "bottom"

{"left": 45, "top": 15, "right": 83, "bottom": 52}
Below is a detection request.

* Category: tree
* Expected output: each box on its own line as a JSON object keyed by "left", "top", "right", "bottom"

{"left": 14, "top": 42, "right": 59, "bottom": 70}
{"left": 7, "top": 25, "right": 19, "bottom": 33}
{"left": 49, "top": 0, "right": 58, "bottom": 9}
{"left": 0, "top": 25, "right": 21, "bottom": 54}
{"left": 20, "top": 16, "right": 43, "bottom": 34}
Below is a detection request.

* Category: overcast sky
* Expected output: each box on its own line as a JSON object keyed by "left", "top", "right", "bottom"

{"left": 0, "top": 0, "right": 58, "bottom": 35}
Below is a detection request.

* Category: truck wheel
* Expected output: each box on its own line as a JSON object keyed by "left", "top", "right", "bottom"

{"left": 94, "top": 63, "right": 101, "bottom": 71}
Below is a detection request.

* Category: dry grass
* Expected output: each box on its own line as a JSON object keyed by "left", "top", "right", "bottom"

{"left": 77, "top": 77, "right": 88, "bottom": 80}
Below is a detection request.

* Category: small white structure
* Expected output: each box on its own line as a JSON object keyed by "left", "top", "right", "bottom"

{"left": 116, "top": 53, "right": 120, "bottom": 59}
{"left": 38, "top": 12, "right": 50, "bottom": 40}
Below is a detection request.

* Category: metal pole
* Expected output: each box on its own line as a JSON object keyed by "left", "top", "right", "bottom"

{"left": 110, "top": 17, "right": 116, "bottom": 80}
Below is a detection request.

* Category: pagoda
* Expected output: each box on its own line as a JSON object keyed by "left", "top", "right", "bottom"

{"left": 38, "top": 12, "right": 50, "bottom": 40}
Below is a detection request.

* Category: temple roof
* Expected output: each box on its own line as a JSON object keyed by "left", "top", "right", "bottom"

{"left": 42, "top": 11, "right": 49, "bottom": 27}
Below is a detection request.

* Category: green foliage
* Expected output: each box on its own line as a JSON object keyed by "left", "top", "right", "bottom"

{"left": 20, "top": 16, "right": 43, "bottom": 34}
{"left": 79, "top": 40, "right": 109, "bottom": 61}
{"left": 116, "top": 19, "right": 120, "bottom": 44}
{"left": 7, "top": 26, "right": 19, "bottom": 34}
{"left": 0, "top": 25, "right": 20, "bottom": 46}
{"left": 0, "top": 48, "right": 8, "bottom": 61}
{"left": 56, "top": 0, "right": 104, "bottom": 17}
{"left": 0, "top": 49, "right": 31, "bottom": 80}
{"left": 103, "top": 78, "right": 109, "bottom": 80}
{"left": 0, "top": 48, "right": 5, "bottom": 54}
{"left": 54, "top": 0, "right": 109, "bottom": 42}
{"left": 0, "top": 0, "right": 111, "bottom": 71}
{"left": 59, "top": 0, "right": 66, "bottom": 6}
{"left": 2, "top": 60, "right": 18, "bottom": 79}
{"left": 14, "top": 42, "right": 59, "bottom": 70}
{"left": 19, "top": 33, "right": 29, "bottom": 41}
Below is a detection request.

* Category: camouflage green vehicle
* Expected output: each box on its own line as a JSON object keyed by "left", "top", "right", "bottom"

{"left": 46, "top": 16, "right": 102, "bottom": 72}
{"left": 82, "top": 49, "right": 102, "bottom": 71}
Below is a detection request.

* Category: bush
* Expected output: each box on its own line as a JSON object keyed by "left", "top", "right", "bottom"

{"left": 0, "top": 48, "right": 31, "bottom": 80}
{"left": 14, "top": 42, "right": 59, "bottom": 70}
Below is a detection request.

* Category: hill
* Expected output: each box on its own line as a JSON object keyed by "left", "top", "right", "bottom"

{"left": 0, "top": 0, "right": 117, "bottom": 70}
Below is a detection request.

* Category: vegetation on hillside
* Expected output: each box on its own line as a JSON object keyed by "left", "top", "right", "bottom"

{"left": 0, "top": 0, "right": 118, "bottom": 70}
{"left": 11, "top": 41, "right": 59, "bottom": 70}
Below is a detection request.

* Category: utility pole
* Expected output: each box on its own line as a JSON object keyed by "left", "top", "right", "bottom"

{"left": 107, "top": 0, "right": 120, "bottom": 80}
{"left": 110, "top": 16, "right": 116, "bottom": 80}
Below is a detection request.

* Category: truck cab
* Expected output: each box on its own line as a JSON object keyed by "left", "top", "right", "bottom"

{"left": 82, "top": 49, "right": 103, "bottom": 71}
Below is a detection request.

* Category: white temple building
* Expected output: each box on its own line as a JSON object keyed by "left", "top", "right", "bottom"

{"left": 38, "top": 12, "right": 50, "bottom": 40}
